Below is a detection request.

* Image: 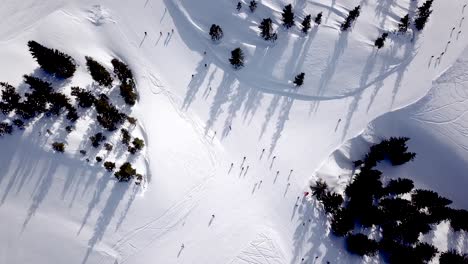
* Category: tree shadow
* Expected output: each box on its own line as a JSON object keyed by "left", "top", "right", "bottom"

{"left": 204, "top": 72, "right": 236, "bottom": 134}
{"left": 259, "top": 95, "right": 281, "bottom": 140}
{"left": 182, "top": 58, "right": 210, "bottom": 110}
{"left": 268, "top": 96, "right": 294, "bottom": 157}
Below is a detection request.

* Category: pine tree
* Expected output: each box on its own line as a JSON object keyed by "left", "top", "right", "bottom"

{"left": 52, "top": 142, "right": 65, "bottom": 152}
{"left": 341, "top": 6, "right": 361, "bottom": 31}
{"left": 111, "top": 59, "right": 137, "bottom": 106}
{"left": 0, "top": 82, "right": 21, "bottom": 114}
{"left": 398, "top": 14, "right": 410, "bottom": 33}
{"left": 229, "top": 48, "right": 244, "bottom": 69}
{"left": 236, "top": 2, "right": 242, "bottom": 11}
{"left": 0, "top": 122, "right": 13, "bottom": 136}
{"left": 310, "top": 179, "right": 328, "bottom": 200}
{"left": 383, "top": 178, "right": 414, "bottom": 196}
{"left": 104, "top": 161, "right": 116, "bottom": 172}
{"left": 71, "top": 87, "right": 96, "bottom": 108}
{"left": 315, "top": 12, "right": 323, "bottom": 25}
{"left": 281, "top": 4, "right": 295, "bottom": 28}
{"left": 259, "top": 18, "right": 277, "bottom": 41}
{"left": 27, "top": 40, "right": 76, "bottom": 79}
{"left": 121, "top": 128, "right": 131, "bottom": 145}
{"left": 115, "top": 162, "right": 137, "bottom": 182}
{"left": 111, "top": 58, "right": 134, "bottom": 83}
{"left": 90, "top": 132, "right": 107, "bottom": 148}
{"left": 85, "top": 56, "right": 113, "bottom": 87}
{"left": 301, "top": 15, "right": 312, "bottom": 34}
{"left": 414, "top": 0, "right": 434, "bottom": 31}
{"left": 330, "top": 208, "right": 354, "bottom": 237}
{"left": 293, "top": 72, "right": 305, "bottom": 86}
{"left": 374, "top": 32, "right": 389, "bottom": 49}
{"left": 209, "top": 24, "right": 224, "bottom": 41}
{"left": 249, "top": 0, "right": 257, "bottom": 12}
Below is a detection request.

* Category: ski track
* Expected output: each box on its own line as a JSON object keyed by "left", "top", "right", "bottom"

{"left": 107, "top": 173, "right": 215, "bottom": 264}
{"left": 229, "top": 233, "right": 286, "bottom": 264}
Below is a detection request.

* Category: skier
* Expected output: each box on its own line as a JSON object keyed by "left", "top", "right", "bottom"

{"left": 172, "top": 29, "right": 174, "bottom": 33}
{"left": 144, "top": 31, "right": 147, "bottom": 36}
{"left": 160, "top": 31, "right": 162, "bottom": 36}
{"left": 181, "top": 243, "right": 185, "bottom": 248}
{"left": 204, "top": 63, "right": 207, "bottom": 67}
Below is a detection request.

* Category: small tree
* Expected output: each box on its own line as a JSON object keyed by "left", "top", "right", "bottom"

{"left": 315, "top": 12, "right": 323, "bottom": 25}
{"left": 121, "top": 128, "right": 131, "bottom": 145}
{"left": 104, "top": 161, "right": 116, "bottom": 172}
{"left": 374, "top": 32, "right": 389, "bottom": 49}
{"left": 414, "top": 0, "right": 434, "bottom": 31}
{"left": 209, "top": 24, "right": 224, "bottom": 41}
{"left": 119, "top": 80, "right": 137, "bottom": 106}
{"left": 249, "top": 0, "right": 257, "bottom": 12}
{"left": 259, "top": 18, "right": 277, "bottom": 41}
{"left": 301, "top": 15, "right": 312, "bottom": 34}
{"left": 85, "top": 56, "right": 113, "bottom": 87}
{"left": 96, "top": 156, "right": 103, "bottom": 163}
{"left": 52, "top": 142, "right": 65, "bottom": 152}
{"left": 398, "top": 14, "right": 410, "bottom": 33}
{"left": 293, "top": 73, "right": 305, "bottom": 86}
{"left": 281, "top": 4, "right": 295, "bottom": 28}
{"left": 133, "top": 137, "right": 145, "bottom": 151}
{"left": 345, "top": 233, "right": 378, "bottom": 256}
{"left": 13, "top": 119, "right": 24, "bottom": 130}
{"left": 115, "top": 162, "right": 137, "bottom": 182}
{"left": 321, "top": 192, "right": 343, "bottom": 214}
{"left": 330, "top": 209, "right": 354, "bottom": 237}
{"left": 111, "top": 58, "right": 134, "bottom": 83}
{"left": 341, "top": 6, "right": 361, "bottom": 31}
{"left": 229, "top": 48, "right": 244, "bottom": 69}
{"left": 236, "top": 2, "right": 242, "bottom": 11}
{"left": 27, "top": 40, "right": 76, "bottom": 79}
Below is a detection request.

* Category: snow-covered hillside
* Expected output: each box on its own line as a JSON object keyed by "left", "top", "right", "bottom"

{"left": 0, "top": 0, "right": 467, "bottom": 263}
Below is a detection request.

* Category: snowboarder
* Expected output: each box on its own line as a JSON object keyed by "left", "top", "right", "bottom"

{"left": 304, "top": 191, "right": 309, "bottom": 197}
{"left": 272, "top": 156, "right": 276, "bottom": 160}
{"left": 262, "top": 148, "right": 265, "bottom": 153}
{"left": 212, "top": 214, "right": 215, "bottom": 218}
{"left": 229, "top": 125, "right": 232, "bottom": 130}
{"left": 204, "top": 63, "right": 207, "bottom": 67}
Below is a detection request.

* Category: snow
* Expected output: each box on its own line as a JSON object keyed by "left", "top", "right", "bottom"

{"left": 0, "top": 0, "right": 467, "bottom": 263}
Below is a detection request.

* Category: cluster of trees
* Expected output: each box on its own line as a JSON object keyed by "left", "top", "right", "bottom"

{"left": 209, "top": 24, "right": 224, "bottom": 41}
{"left": 0, "top": 41, "right": 145, "bottom": 184}
{"left": 374, "top": 0, "right": 434, "bottom": 49}
{"left": 311, "top": 137, "right": 468, "bottom": 264}
{"left": 259, "top": 18, "right": 278, "bottom": 42}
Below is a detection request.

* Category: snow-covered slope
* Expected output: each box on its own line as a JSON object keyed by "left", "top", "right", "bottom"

{"left": 0, "top": 0, "right": 467, "bottom": 263}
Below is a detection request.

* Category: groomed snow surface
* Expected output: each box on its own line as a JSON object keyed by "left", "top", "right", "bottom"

{"left": 0, "top": 0, "right": 467, "bottom": 263}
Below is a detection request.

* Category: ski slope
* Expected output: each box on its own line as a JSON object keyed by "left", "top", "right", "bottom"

{"left": 0, "top": 0, "right": 467, "bottom": 263}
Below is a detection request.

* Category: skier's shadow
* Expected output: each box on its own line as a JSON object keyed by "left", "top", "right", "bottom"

{"left": 177, "top": 247, "right": 184, "bottom": 258}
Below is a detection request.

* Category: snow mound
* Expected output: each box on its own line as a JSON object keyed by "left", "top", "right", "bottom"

{"left": 85, "top": 5, "right": 115, "bottom": 26}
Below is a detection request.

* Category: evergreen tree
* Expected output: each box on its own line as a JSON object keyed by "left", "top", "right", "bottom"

{"left": 229, "top": 48, "right": 244, "bottom": 69}
{"left": 412, "top": 189, "right": 452, "bottom": 209}
{"left": 13, "top": 119, "right": 24, "bottom": 130}
{"left": 52, "top": 142, "right": 65, "bottom": 152}
{"left": 414, "top": 0, "right": 434, "bottom": 31}
{"left": 374, "top": 32, "right": 389, "bottom": 49}
{"left": 236, "top": 2, "right": 242, "bottom": 11}
{"left": 111, "top": 58, "right": 134, "bottom": 83}
{"left": 48, "top": 92, "right": 72, "bottom": 116}
{"left": 281, "top": 4, "right": 295, "bottom": 28}
{"left": 321, "top": 191, "right": 343, "bottom": 214}
{"left": 414, "top": 243, "right": 438, "bottom": 263}
{"left": 301, "top": 15, "right": 312, "bottom": 34}
{"left": 121, "top": 128, "right": 131, "bottom": 145}
{"left": 398, "top": 14, "right": 410, "bottom": 33}
{"left": 71, "top": 87, "right": 96, "bottom": 108}
{"left": 209, "top": 24, "right": 224, "bottom": 41}
{"left": 439, "top": 250, "right": 468, "bottom": 264}
{"left": 341, "top": 6, "right": 361, "bottom": 31}
{"left": 94, "top": 96, "right": 126, "bottom": 131}
{"left": 0, "top": 82, "right": 21, "bottom": 114}
{"left": 104, "top": 161, "right": 116, "bottom": 172}
{"left": 449, "top": 209, "right": 468, "bottom": 232}
{"left": 345, "top": 233, "right": 378, "bottom": 256}
{"left": 259, "top": 18, "right": 277, "bottom": 41}
{"left": 310, "top": 179, "right": 328, "bottom": 200}
{"left": 85, "top": 56, "right": 113, "bottom": 87}
{"left": 315, "top": 12, "right": 323, "bottom": 25}
{"left": 293, "top": 72, "right": 305, "bottom": 86}
{"left": 383, "top": 178, "right": 414, "bottom": 196}
{"left": 249, "top": 0, "right": 257, "bottom": 12}
{"left": 119, "top": 80, "right": 137, "bottom": 106}
{"left": 27, "top": 40, "right": 76, "bottom": 79}
{"left": 115, "top": 162, "right": 137, "bottom": 182}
